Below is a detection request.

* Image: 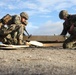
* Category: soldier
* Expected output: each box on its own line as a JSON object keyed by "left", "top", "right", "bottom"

{"left": 0, "top": 12, "right": 28, "bottom": 45}
{"left": 11, "top": 12, "right": 28, "bottom": 45}
{"left": 59, "top": 10, "right": 76, "bottom": 49}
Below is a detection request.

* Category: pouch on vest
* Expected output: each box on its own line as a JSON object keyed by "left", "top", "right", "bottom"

{"left": 2, "top": 14, "right": 12, "bottom": 24}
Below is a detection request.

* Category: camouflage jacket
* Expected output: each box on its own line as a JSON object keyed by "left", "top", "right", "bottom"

{"left": 8, "top": 15, "right": 27, "bottom": 26}
{"left": 0, "top": 15, "right": 28, "bottom": 36}
{"left": 60, "top": 14, "right": 76, "bottom": 35}
{"left": 0, "top": 14, "right": 28, "bottom": 26}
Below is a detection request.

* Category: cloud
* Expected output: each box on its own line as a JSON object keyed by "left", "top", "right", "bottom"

{"left": 0, "top": 0, "right": 76, "bottom": 36}
{"left": 25, "top": 22, "right": 39, "bottom": 35}
{"left": 0, "top": 2, "right": 5, "bottom": 6}
{"left": 0, "top": 0, "right": 76, "bottom": 16}
{"left": 27, "top": 20, "right": 63, "bottom": 35}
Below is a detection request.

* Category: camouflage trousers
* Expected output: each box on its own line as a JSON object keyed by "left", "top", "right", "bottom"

{"left": 63, "top": 35, "right": 76, "bottom": 49}
{"left": 0, "top": 24, "right": 25, "bottom": 45}
{"left": 3, "top": 34, "right": 13, "bottom": 44}
{"left": 3, "top": 33, "right": 18, "bottom": 45}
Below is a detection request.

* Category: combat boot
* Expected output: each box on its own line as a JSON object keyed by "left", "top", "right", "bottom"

{"left": 63, "top": 41, "right": 75, "bottom": 49}
{"left": 18, "top": 39, "right": 24, "bottom": 45}
{"left": 2, "top": 38, "right": 7, "bottom": 44}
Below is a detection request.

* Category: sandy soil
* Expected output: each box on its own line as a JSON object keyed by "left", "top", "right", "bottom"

{"left": 0, "top": 47, "right": 76, "bottom": 75}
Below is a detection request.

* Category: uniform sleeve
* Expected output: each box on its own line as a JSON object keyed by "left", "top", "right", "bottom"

{"left": 14, "top": 15, "right": 21, "bottom": 25}
{"left": 72, "top": 15, "right": 76, "bottom": 27}
{"left": 60, "top": 22, "right": 67, "bottom": 35}
{"left": 71, "top": 15, "right": 76, "bottom": 21}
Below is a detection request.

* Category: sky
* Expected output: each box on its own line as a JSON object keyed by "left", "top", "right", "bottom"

{"left": 0, "top": 0, "right": 76, "bottom": 35}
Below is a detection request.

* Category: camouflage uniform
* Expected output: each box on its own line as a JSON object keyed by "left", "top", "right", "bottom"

{"left": 59, "top": 10, "right": 76, "bottom": 49}
{"left": 13, "top": 12, "right": 28, "bottom": 45}
{"left": 0, "top": 12, "right": 28, "bottom": 45}
{"left": 0, "top": 21, "right": 12, "bottom": 44}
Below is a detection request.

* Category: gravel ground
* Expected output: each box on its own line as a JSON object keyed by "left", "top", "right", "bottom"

{"left": 0, "top": 47, "right": 76, "bottom": 75}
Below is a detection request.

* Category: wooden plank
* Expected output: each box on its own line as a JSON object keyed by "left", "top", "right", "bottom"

{"left": 0, "top": 44, "right": 29, "bottom": 47}
{"left": 27, "top": 41, "right": 62, "bottom": 47}
{"left": 43, "top": 43, "right": 63, "bottom": 47}
{"left": 0, "top": 44, "right": 29, "bottom": 50}
{"left": 0, "top": 35, "right": 65, "bottom": 43}
{"left": 23, "top": 35, "right": 65, "bottom": 42}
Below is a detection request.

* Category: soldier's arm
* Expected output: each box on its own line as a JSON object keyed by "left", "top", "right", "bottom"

{"left": 60, "top": 23, "right": 67, "bottom": 36}
{"left": 71, "top": 15, "right": 76, "bottom": 26}
{"left": 72, "top": 15, "right": 76, "bottom": 21}
{"left": 60, "top": 29, "right": 67, "bottom": 35}
{"left": 14, "top": 15, "right": 21, "bottom": 25}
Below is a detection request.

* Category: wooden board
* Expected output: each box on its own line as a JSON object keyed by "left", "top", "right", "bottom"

{"left": 0, "top": 44, "right": 29, "bottom": 50}
{"left": 0, "top": 41, "right": 63, "bottom": 50}
{"left": 23, "top": 35, "right": 66, "bottom": 42}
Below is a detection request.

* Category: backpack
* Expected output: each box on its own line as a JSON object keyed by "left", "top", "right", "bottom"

{"left": 2, "top": 14, "right": 12, "bottom": 24}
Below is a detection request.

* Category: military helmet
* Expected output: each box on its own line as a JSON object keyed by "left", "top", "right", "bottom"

{"left": 20, "top": 12, "right": 29, "bottom": 20}
{"left": 59, "top": 10, "right": 68, "bottom": 19}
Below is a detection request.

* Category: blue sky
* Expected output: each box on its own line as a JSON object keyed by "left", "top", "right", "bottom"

{"left": 0, "top": 0, "right": 76, "bottom": 35}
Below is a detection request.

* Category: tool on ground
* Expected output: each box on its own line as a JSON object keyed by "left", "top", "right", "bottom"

{"left": 24, "top": 29, "right": 32, "bottom": 38}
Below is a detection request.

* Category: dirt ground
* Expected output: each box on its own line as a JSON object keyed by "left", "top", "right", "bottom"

{"left": 0, "top": 47, "right": 76, "bottom": 75}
